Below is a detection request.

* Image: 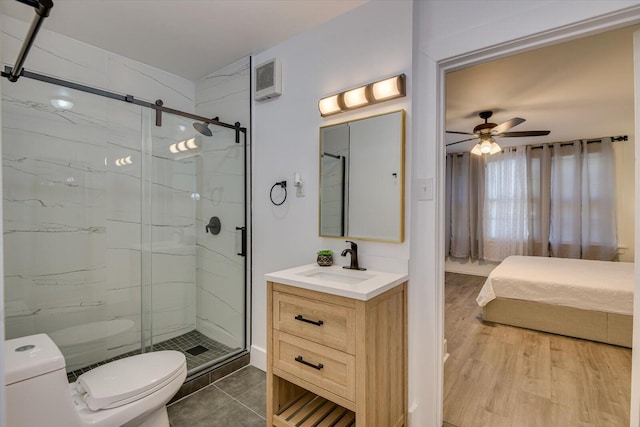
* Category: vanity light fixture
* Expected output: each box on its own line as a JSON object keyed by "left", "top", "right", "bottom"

{"left": 318, "top": 73, "right": 406, "bottom": 117}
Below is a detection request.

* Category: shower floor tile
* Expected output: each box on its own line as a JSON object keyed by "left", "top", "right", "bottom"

{"left": 66, "top": 330, "right": 236, "bottom": 383}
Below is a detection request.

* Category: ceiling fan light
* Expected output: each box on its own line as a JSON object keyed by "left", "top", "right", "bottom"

{"left": 471, "top": 144, "right": 483, "bottom": 156}
{"left": 479, "top": 139, "right": 492, "bottom": 154}
{"left": 489, "top": 141, "right": 502, "bottom": 154}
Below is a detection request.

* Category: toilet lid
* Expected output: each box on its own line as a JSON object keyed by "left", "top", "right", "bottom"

{"left": 76, "top": 350, "right": 185, "bottom": 411}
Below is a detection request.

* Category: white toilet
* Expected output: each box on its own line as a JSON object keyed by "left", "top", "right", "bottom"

{"left": 5, "top": 333, "right": 187, "bottom": 427}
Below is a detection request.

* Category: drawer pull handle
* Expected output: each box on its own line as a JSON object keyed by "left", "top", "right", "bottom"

{"left": 295, "top": 355, "right": 324, "bottom": 370}
{"left": 295, "top": 314, "right": 324, "bottom": 326}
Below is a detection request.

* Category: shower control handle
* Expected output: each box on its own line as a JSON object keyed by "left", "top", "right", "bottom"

{"left": 295, "top": 356, "right": 323, "bottom": 370}
{"left": 294, "top": 315, "right": 324, "bottom": 326}
{"left": 205, "top": 217, "right": 221, "bottom": 235}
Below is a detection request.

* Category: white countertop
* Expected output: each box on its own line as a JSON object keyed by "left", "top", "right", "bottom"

{"left": 265, "top": 263, "right": 408, "bottom": 301}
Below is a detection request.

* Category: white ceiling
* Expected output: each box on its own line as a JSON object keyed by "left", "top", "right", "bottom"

{"left": 0, "top": 0, "right": 368, "bottom": 80}
{"left": 446, "top": 24, "right": 639, "bottom": 154}
{"left": 2, "top": 2, "right": 636, "bottom": 144}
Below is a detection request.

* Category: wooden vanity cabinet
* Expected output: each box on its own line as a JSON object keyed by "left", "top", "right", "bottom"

{"left": 266, "top": 281, "right": 407, "bottom": 427}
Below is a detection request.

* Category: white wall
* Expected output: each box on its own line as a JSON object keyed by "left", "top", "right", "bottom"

{"left": 0, "top": 35, "right": 5, "bottom": 427}
{"left": 614, "top": 139, "right": 636, "bottom": 262}
{"left": 251, "top": 0, "right": 412, "bottom": 369}
{"left": 414, "top": 1, "right": 640, "bottom": 426}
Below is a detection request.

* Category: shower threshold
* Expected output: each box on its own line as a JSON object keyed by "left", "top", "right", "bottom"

{"left": 66, "top": 330, "right": 239, "bottom": 383}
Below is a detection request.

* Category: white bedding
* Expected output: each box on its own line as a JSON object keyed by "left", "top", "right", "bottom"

{"left": 476, "top": 256, "right": 634, "bottom": 316}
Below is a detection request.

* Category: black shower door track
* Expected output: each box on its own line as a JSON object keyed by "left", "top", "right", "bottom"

{"left": 2, "top": 66, "right": 247, "bottom": 139}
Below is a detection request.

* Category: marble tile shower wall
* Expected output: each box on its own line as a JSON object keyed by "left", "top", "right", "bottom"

{"left": 1, "top": 14, "right": 198, "bottom": 370}
{"left": 194, "top": 57, "right": 250, "bottom": 350}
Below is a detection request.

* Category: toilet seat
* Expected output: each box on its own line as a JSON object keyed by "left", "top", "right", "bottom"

{"left": 76, "top": 351, "right": 185, "bottom": 411}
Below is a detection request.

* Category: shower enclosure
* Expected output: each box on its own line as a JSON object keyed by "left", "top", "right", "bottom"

{"left": 2, "top": 73, "right": 248, "bottom": 380}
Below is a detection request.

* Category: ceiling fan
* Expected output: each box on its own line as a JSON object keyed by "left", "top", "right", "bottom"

{"left": 446, "top": 111, "right": 550, "bottom": 155}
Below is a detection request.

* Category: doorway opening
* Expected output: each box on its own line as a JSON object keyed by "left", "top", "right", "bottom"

{"left": 437, "top": 20, "right": 640, "bottom": 427}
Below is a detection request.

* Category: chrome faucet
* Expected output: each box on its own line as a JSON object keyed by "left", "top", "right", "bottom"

{"left": 341, "top": 240, "right": 366, "bottom": 271}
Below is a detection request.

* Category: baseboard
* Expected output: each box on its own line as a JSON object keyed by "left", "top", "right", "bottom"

{"left": 250, "top": 344, "right": 266, "bottom": 371}
{"left": 444, "top": 257, "right": 498, "bottom": 277}
{"left": 169, "top": 351, "right": 250, "bottom": 404}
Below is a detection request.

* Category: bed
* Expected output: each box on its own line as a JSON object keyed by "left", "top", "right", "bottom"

{"left": 476, "top": 255, "right": 634, "bottom": 347}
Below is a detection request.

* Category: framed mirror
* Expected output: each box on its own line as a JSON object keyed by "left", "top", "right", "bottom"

{"left": 319, "top": 109, "right": 405, "bottom": 242}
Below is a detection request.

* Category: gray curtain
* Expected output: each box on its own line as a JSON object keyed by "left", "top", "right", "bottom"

{"left": 446, "top": 138, "right": 618, "bottom": 262}
{"left": 445, "top": 153, "right": 484, "bottom": 259}
{"left": 546, "top": 139, "right": 617, "bottom": 260}
{"left": 581, "top": 139, "right": 618, "bottom": 260}
{"left": 445, "top": 155, "right": 452, "bottom": 256}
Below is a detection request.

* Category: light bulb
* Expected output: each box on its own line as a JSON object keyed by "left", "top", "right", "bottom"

{"left": 480, "top": 139, "right": 492, "bottom": 154}
{"left": 471, "top": 144, "right": 483, "bottom": 156}
{"left": 169, "top": 143, "right": 179, "bottom": 154}
{"left": 343, "top": 86, "right": 368, "bottom": 108}
{"left": 318, "top": 94, "right": 341, "bottom": 116}
{"left": 372, "top": 76, "right": 402, "bottom": 101}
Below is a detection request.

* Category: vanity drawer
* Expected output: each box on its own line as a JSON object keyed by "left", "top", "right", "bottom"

{"left": 273, "top": 291, "right": 355, "bottom": 354}
{"left": 273, "top": 331, "right": 356, "bottom": 402}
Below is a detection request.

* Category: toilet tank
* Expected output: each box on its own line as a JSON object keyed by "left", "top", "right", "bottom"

{"left": 5, "top": 334, "right": 81, "bottom": 427}
{"left": 5, "top": 333, "right": 66, "bottom": 385}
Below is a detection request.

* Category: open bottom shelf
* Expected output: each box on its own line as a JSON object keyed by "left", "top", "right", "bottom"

{"left": 275, "top": 391, "right": 356, "bottom": 427}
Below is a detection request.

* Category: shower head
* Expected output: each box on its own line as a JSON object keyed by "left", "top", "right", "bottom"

{"left": 193, "top": 122, "right": 212, "bottom": 137}
{"left": 193, "top": 117, "right": 219, "bottom": 137}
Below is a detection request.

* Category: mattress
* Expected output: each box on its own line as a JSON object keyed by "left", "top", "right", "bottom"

{"left": 476, "top": 255, "right": 634, "bottom": 316}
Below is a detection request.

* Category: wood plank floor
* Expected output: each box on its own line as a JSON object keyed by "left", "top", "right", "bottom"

{"left": 443, "top": 272, "right": 632, "bottom": 427}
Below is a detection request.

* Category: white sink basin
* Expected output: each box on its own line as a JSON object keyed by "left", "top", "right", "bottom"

{"left": 266, "top": 264, "right": 408, "bottom": 301}
{"left": 299, "top": 268, "right": 373, "bottom": 284}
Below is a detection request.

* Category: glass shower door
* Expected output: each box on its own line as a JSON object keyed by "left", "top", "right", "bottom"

{"left": 3, "top": 76, "right": 246, "bottom": 380}
{"left": 2, "top": 78, "right": 146, "bottom": 378}
{"left": 146, "top": 112, "right": 245, "bottom": 375}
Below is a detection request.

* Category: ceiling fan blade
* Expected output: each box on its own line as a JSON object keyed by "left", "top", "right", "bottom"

{"left": 497, "top": 130, "right": 550, "bottom": 138}
{"left": 445, "top": 136, "right": 480, "bottom": 146}
{"left": 491, "top": 117, "right": 525, "bottom": 134}
{"left": 446, "top": 130, "right": 475, "bottom": 135}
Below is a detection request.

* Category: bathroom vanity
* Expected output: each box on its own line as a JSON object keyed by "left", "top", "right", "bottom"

{"left": 265, "top": 264, "right": 408, "bottom": 427}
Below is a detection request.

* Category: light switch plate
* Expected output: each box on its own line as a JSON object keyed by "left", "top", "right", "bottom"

{"left": 416, "top": 177, "right": 433, "bottom": 201}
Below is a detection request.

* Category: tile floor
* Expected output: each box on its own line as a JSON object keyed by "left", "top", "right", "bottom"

{"left": 168, "top": 365, "right": 266, "bottom": 427}
{"left": 167, "top": 365, "right": 456, "bottom": 426}
{"left": 67, "top": 330, "right": 236, "bottom": 382}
